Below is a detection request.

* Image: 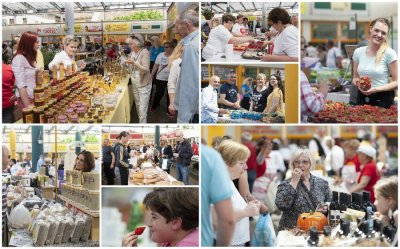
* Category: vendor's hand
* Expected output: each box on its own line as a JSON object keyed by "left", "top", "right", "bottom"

{"left": 291, "top": 168, "right": 303, "bottom": 184}
{"left": 260, "top": 203, "right": 269, "bottom": 215}
{"left": 359, "top": 87, "right": 378, "bottom": 96}
{"left": 79, "top": 62, "right": 86, "bottom": 70}
{"left": 218, "top": 108, "right": 227, "bottom": 114}
{"left": 261, "top": 54, "right": 275, "bottom": 62}
{"left": 318, "top": 83, "right": 329, "bottom": 96}
{"left": 168, "top": 104, "right": 176, "bottom": 115}
{"left": 122, "top": 232, "right": 138, "bottom": 247}
{"left": 233, "top": 103, "right": 241, "bottom": 109}
{"left": 352, "top": 78, "right": 360, "bottom": 86}
{"left": 245, "top": 200, "right": 261, "bottom": 217}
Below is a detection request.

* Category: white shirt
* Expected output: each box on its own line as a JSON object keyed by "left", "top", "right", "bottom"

{"left": 269, "top": 151, "right": 286, "bottom": 172}
{"left": 230, "top": 181, "right": 250, "bottom": 246}
{"left": 272, "top": 25, "right": 298, "bottom": 58}
{"left": 201, "top": 85, "right": 219, "bottom": 123}
{"left": 12, "top": 54, "right": 37, "bottom": 99}
{"left": 308, "top": 136, "right": 329, "bottom": 157}
{"left": 48, "top": 50, "right": 74, "bottom": 70}
{"left": 232, "top": 23, "right": 245, "bottom": 35}
{"left": 324, "top": 145, "right": 344, "bottom": 172}
{"left": 202, "top": 24, "right": 233, "bottom": 60}
{"left": 129, "top": 156, "right": 138, "bottom": 168}
{"left": 306, "top": 46, "right": 318, "bottom": 58}
{"left": 167, "top": 58, "right": 181, "bottom": 94}
{"left": 154, "top": 52, "right": 170, "bottom": 81}
{"left": 326, "top": 47, "right": 342, "bottom": 68}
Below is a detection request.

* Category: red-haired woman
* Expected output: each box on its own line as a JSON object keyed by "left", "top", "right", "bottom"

{"left": 11, "top": 31, "right": 39, "bottom": 109}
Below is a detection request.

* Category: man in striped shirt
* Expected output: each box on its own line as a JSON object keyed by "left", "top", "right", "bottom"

{"left": 2, "top": 145, "right": 10, "bottom": 246}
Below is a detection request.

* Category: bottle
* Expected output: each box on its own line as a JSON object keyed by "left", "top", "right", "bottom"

{"left": 362, "top": 191, "right": 376, "bottom": 212}
{"left": 366, "top": 206, "right": 374, "bottom": 233}
{"left": 329, "top": 191, "right": 340, "bottom": 226}
{"left": 339, "top": 192, "right": 349, "bottom": 219}
{"left": 372, "top": 219, "right": 384, "bottom": 239}
{"left": 349, "top": 193, "right": 361, "bottom": 211}
{"left": 337, "top": 220, "right": 351, "bottom": 239}
{"left": 307, "top": 227, "right": 319, "bottom": 247}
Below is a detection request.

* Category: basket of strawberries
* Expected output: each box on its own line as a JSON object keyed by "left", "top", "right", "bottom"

{"left": 358, "top": 76, "right": 372, "bottom": 91}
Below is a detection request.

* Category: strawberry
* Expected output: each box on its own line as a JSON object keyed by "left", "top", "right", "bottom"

{"left": 358, "top": 76, "right": 371, "bottom": 91}
{"left": 134, "top": 226, "right": 146, "bottom": 235}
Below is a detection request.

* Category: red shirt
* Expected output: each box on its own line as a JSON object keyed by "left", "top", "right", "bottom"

{"left": 107, "top": 48, "right": 117, "bottom": 59}
{"left": 344, "top": 154, "right": 361, "bottom": 172}
{"left": 243, "top": 141, "right": 257, "bottom": 171}
{"left": 2, "top": 63, "right": 15, "bottom": 108}
{"left": 192, "top": 143, "right": 199, "bottom": 155}
{"left": 256, "top": 158, "right": 267, "bottom": 178}
{"left": 357, "top": 160, "right": 380, "bottom": 202}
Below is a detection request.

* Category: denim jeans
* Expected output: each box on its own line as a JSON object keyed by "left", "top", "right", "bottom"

{"left": 176, "top": 163, "right": 189, "bottom": 185}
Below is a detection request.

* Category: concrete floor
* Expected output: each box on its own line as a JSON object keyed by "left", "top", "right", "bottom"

{"left": 130, "top": 83, "right": 177, "bottom": 123}
{"left": 169, "top": 163, "right": 199, "bottom": 186}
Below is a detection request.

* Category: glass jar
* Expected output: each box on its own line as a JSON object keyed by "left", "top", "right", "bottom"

{"left": 22, "top": 107, "right": 34, "bottom": 123}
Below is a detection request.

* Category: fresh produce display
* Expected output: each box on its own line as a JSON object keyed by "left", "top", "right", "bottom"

{"left": 311, "top": 101, "right": 397, "bottom": 123}
{"left": 230, "top": 110, "right": 262, "bottom": 120}
{"left": 358, "top": 76, "right": 372, "bottom": 91}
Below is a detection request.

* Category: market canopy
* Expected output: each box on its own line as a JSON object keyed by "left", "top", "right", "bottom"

{"left": 2, "top": 125, "right": 101, "bottom": 135}
{"left": 101, "top": 125, "right": 193, "bottom": 134}
{"left": 2, "top": 2, "right": 172, "bottom": 16}
{"left": 201, "top": 2, "right": 298, "bottom": 14}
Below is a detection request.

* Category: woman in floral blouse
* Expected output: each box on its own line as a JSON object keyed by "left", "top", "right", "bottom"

{"left": 275, "top": 148, "right": 331, "bottom": 231}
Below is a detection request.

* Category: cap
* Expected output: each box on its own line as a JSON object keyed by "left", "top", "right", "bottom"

{"left": 132, "top": 34, "right": 144, "bottom": 46}
{"left": 357, "top": 145, "right": 376, "bottom": 158}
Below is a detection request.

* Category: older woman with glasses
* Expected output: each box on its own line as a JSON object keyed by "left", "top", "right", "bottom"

{"left": 275, "top": 148, "right": 331, "bottom": 231}
{"left": 125, "top": 35, "right": 151, "bottom": 123}
{"left": 73, "top": 150, "right": 96, "bottom": 172}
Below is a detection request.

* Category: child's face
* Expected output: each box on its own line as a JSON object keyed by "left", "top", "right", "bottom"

{"left": 374, "top": 191, "right": 392, "bottom": 215}
{"left": 147, "top": 211, "right": 175, "bottom": 243}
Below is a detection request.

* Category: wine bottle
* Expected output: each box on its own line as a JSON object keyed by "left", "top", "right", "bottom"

{"left": 372, "top": 219, "right": 384, "bottom": 240}
{"left": 307, "top": 227, "right": 319, "bottom": 247}
{"left": 349, "top": 192, "right": 361, "bottom": 211}
{"left": 362, "top": 191, "right": 376, "bottom": 212}
{"left": 329, "top": 191, "right": 340, "bottom": 226}
{"left": 337, "top": 220, "right": 351, "bottom": 239}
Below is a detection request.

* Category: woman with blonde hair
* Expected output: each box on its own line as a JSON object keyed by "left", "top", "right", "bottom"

{"left": 48, "top": 35, "right": 86, "bottom": 73}
{"left": 240, "top": 77, "right": 253, "bottom": 110}
{"left": 249, "top": 73, "right": 272, "bottom": 113}
{"left": 264, "top": 74, "right": 285, "bottom": 115}
{"left": 215, "top": 140, "right": 261, "bottom": 246}
{"left": 353, "top": 18, "right": 398, "bottom": 108}
{"left": 275, "top": 148, "right": 331, "bottom": 231}
{"left": 167, "top": 43, "right": 184, "bottom": 116}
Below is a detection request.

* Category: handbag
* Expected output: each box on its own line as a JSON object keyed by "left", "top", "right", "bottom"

{"left": 251, "top": 212, "right": 276, "bottom": 247}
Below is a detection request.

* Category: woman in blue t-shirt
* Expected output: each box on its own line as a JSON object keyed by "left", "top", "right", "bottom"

{"left": 353, "top": 18, "right": 398, "bottom": 108}
{"left": 240, "top": 77, "right": 253, "bottom": 110}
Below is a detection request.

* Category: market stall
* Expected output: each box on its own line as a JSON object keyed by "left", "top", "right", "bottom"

{"left": 129, "top": 158, "right": 180, "bottom": 186}
{"left": 201, "top": 125, "right": 398, "bottom": 247}
{"left": 3, "top": 125, "right": 101, "bottom": 247}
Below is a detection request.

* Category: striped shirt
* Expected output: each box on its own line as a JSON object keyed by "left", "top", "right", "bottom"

{"left": 300, "top": 70, "right": 325, "bottom": 122}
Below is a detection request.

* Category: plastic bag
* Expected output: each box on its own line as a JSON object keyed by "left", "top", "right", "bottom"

{"left": 45, "top": 216, "right": 59, "bottom": 245}
{"left": 264, "top": 178, "right": 279, "bottom": 214}
{"left": 81, "top": 215, "right": 92, "bottom": 242}
{"left": 33, "top": 220, "right": 49, "bottom": 246}
{"left": 9, "top": 203, "right": 31, "bottom": 229}
{"left": 251, "top": 213, "right": 276, "bottom": 247}
{"left": 71, "top": 214, "right": 86, "bottom": 242}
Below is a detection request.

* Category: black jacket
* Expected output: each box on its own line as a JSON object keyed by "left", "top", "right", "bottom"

{"left": 162, "top": 145, "right": 174, "bottom": 159}
{"left": 114, "top": 142, "right": 129, "bottom": 168}
{"left": 176, "top": 140, "right": 193, "bottom": 166}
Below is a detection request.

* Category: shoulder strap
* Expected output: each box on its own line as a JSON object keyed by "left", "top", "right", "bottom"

{"left": 298, "top": 182, "right": 317, "bottom": 211}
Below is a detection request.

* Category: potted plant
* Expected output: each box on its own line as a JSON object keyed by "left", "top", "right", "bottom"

{"left": 202, "top": 8, "right": 213, "bottom": 20}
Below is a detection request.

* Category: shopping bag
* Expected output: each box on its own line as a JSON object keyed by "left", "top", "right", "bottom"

{"left": 161, "top": 159, "right": 168, "bottom": 170}
{"left": 265, "top": 177, "right": 279, "bottom": 214}
{"left": 251, "top": 212, "right": 276, "bottom": 247}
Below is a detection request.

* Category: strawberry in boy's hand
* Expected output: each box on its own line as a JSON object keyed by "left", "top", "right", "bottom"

{"left": 134, "top": 226, "right": 146, "bottom": 235}
{"left": 358, "top": 76, "right": 372, "bottom": 91}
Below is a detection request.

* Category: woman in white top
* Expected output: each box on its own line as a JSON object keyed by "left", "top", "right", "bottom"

{"left": 202, "top": 13, "right": 254, "bottom": 61}
{"left": 215, "top": 140, "right": 261, "bottom": 246}
{"left": 167, "top": 44, "right": 184, "bottom": 116}
{"left": 261, "top": 8, "right": 299, "bottom": 62}
{"left": 150, "top": 41, "right": 175, "bottom": 114}
{"left": 125, "top": 34, "right": 152, "bottom": 123}
{"left": 11, "top": 31, "right": 39, "bottom": 109}
{"left": 231, "top": 14, "right": 246, "bottom": 37}
{"left": 48, "top": 35, "right": 86, "bottom": 74}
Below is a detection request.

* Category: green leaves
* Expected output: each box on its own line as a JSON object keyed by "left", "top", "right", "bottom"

{"left": 113, "top": 10, "right": 163, "bottom": 21}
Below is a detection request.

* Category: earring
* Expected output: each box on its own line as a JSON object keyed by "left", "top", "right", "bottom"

{"left": 388, "top": 208, "right": 393, "bottom": 218}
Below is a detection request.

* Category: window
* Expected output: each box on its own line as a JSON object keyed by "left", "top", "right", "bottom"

{"left": 23, "top": 18, "right": 27, "bottom": 24}
{"left": 312, "top": 22, "right": 337, "bottom": 40}
{"left": 341, "top": 22, "right": 366, "bottom": 40}
{"left": 10, "top": 19, "right": 15, "bottom": 25}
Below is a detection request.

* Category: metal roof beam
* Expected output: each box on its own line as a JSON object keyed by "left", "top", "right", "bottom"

{"left": 213, "top": 4, "right": 225, "bottom": 13}
{"left": 240, "top": 3, "right": 247, "bottom": 11}
{"left": 20, "top": 2, "right": 37, "bottom": 12}
{"left": 252, "top": 2, "right": 257, "bottom": 10}
{"left": 50, "top": 2, "right": 63, "bottom": 12}
{"left": 101, "top": 2, "right": 107, "bottom": 10}
{"left": 75, "top": 2, "right": 84, "bottom": 11}
{"left": 2, "top": 5, "right": 15, "bottom": 15}
{"left": 292, "top": 2, "right": 298, "bottom": 9}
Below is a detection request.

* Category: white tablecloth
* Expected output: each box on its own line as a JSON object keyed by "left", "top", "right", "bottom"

{"left": 205, "top": 51, "right": 262, "bottom": 63}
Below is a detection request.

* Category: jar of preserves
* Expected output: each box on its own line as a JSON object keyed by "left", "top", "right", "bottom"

{"left": 33, "top": 86, "right": 44, "bottom": 102}
{"left": 22, "top": 107, "right": 34, "bottom": 123}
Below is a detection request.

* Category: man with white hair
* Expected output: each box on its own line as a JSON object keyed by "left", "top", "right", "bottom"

{"left": 174, "top": 131, "right": 193, "bottom": 185}
{"left": 172, "top": 9, "right": 200, "bottom": 123}
{"left": 201, "top": 75, "right": 227, "bottom": 123}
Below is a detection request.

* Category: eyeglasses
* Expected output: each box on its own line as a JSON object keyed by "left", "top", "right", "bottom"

{"left": 294, "top": 160, "right": 310, "bottom": 166}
